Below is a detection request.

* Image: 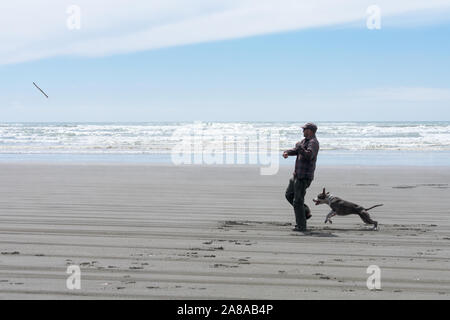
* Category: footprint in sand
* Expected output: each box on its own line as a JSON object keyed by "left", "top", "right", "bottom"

{"left": 212, "top": 263, "right": 239, "bottom": 268}
{"left": 392, "top": 185, "right": 416, "bottom": 189}
{"left": 79, "top": 262, "right": 92, "bottom": 267}
{"left": 1, "top": 251, "right": 20, "bottom": 255}
{"left": 131, "top": 253, "right": 144, "bottom": 257}
{"left": 418, "top": 184, "right": 449, "bottom": 188}
{"left": 233, "top": 258, "right": 250, "bottom": 264}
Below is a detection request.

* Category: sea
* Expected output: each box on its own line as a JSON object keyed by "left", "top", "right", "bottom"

{"left": 0, "top": 121, "right": 449, "bottom": 166}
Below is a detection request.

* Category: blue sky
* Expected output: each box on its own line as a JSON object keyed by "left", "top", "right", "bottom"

{"left": 1, "top": 1, "right": 450, "bottom": 122}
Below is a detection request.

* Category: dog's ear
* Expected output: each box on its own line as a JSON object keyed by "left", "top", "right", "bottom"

{"left": 326, "top": 192, "right": 330, "bottom": 195}
{"left": 322, "top": 188, "right": 326, "bottom": 195}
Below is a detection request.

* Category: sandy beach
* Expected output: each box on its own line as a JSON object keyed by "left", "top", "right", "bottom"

{"left": 0, "top": 163, "right": 449, "bottom": 299}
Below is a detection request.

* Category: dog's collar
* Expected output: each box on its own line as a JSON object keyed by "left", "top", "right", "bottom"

{"left": 327, "top": 194, "right": 335, "bottom": 206}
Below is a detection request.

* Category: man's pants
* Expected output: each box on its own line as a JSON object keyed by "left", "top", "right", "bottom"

{"left": 285, "top": 176, "right": 312, "bottom": 230}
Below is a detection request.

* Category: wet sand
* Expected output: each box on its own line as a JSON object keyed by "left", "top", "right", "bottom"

{"left": 0, "top": 163, "right": 449, "bottom": 299}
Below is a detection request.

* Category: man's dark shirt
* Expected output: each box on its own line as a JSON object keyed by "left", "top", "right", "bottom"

{"left": 285, "top": 135, "right": 320, "bottom": 180}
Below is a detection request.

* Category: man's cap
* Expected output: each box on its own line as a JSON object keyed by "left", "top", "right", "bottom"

{"left": 301, "top": 122, "right": 318, "bottom": 132}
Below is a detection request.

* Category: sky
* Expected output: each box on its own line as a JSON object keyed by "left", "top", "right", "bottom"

{"left": 1, "top": 0, "right": 450, "bottom": 122}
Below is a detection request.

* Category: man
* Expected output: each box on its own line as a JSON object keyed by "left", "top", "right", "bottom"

{"left": 283, "top": 123, "right": 320, "bottom": 232}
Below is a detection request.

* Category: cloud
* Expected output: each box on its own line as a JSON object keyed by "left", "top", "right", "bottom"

{"left": 1, "top": 0, "right": 450, "bottom": 65}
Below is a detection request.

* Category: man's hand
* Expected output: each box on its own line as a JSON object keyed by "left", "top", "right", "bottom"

{"left": 282, "top": 151, "right": 288, "bottom": 159}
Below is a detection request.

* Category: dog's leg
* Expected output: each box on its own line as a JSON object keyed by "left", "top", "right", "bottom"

{"left": 324, "top": 210, "right": 335, "bottom": 224}
{"left": 359, "top": 211, "right": 378, "bottom": 230}
{"left": 328, "top": 212, "right": 336, "bottom": 224}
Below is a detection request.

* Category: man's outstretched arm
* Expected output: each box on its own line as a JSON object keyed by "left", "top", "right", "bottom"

{"left": 283, "top": 142, "right": 301, "bottom": 158}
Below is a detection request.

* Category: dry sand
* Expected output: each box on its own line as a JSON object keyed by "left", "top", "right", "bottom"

{"left": 0, "top": 163, "right": 449, "bottom": 299}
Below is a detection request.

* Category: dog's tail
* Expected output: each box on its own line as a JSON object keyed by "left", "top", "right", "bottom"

{"left": 365, "top": 204, "right": 383, "bottom": 211}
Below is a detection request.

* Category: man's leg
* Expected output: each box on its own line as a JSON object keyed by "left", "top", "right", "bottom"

{"left": 286, "top": 177, "right": 312, "bottom": 221}
{"left": 285, "top": 176, "right": 295, "bottom": 207}
{"left": 293, "top": 178, "right": 312, "bottom": 230}
{"left": 304, "top": 204, "right": 311, "bottom": 218}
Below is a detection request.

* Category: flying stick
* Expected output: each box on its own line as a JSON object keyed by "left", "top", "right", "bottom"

{"left": 33, "top": 82, "right": 49, "bottom": 98}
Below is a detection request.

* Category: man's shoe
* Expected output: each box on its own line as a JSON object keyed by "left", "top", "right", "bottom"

{"left": 292, "top": 226, "right": 307, "bottom": 232}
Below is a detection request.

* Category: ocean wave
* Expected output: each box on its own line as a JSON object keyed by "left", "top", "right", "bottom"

{"left": 0, "top": 122, "right": 449, "bottom": 154}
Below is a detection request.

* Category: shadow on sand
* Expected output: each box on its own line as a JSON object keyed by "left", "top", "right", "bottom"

{"left": 319, "top": 227, "right": 378, "bottom": 232}
{"left": 292, "top": 230, "right": 339, "bottom": 237}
